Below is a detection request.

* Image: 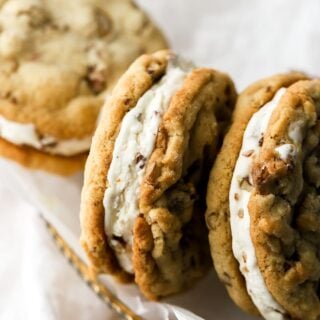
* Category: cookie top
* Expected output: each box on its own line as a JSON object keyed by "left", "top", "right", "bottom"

{"left": 206, "top": 72, "right": 309, "bottom": 316}
{"left": 81, "top": 50, "right": 171, "bottom": 283}
{"left": 0, "top": 0, "right": 167, "bottom": 153}
{"left": 80, "top": 50, "right": 237, "bottom": 299}
{"left": 248, "top": 80, "right": 320, "bottom": 319}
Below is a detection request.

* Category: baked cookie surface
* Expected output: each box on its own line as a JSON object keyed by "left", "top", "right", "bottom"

{"left": 249, "top": 80, "right": 320, "bottom": 319}
{"left": 80, "top": 50, "right": 236, "bottom": 299}
{"left": 206, "top": 72, "right": 310, "bottom": 317}
{"left": 0, "top": 0, "right": 167, "bottom": 172}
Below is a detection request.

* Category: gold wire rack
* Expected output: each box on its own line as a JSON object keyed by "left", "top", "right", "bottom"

{"left": 43, "top": 217, "right": 142, "bottom": 320}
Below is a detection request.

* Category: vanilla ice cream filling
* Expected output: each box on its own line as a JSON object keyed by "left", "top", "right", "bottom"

{"left": 0, "top": 116, "right": 91, "bottom": 156}
{"left": 229, "top": 88, "right": 287, "bottom": 319}
{"left": 103, "top": 61, "right": 192, "bottom": 274}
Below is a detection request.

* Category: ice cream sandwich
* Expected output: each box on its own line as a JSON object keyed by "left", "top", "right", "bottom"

{"left": 206, "top": 73, "right": 320, "bottom": 319}
{"left": 80, "top": 50, "right": 236, "bottom": 299}
{"left": 0, "top": 0, "right": 167, "bottom": 175}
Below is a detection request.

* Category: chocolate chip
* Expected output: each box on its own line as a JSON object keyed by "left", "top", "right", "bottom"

{"left": 43, "top": 140, "right": 57, "bottom": 148}
{"left": 242, "top": 253, "right": 247, "bottom": 263}
{"left": 85, "top": 66, "right": 106, "bottom": 94}
{"left": 95, "top": 8, "right": 112, "bottom": 37}
{"left": 239, "top": 176, "right": 252, "bottom": 191}
{"left": 234, "top": 193, "right": 239, "bottom": 201}
{"left": 10, "top": 96, "right": 18, "bottom": 104}
{"left": 259, "top": 135, "right": 264, "bottom": 147}
{"left": 135, "top": 152, "right": 146, "bottom": 169}
{"left": 146, "top": 68, "right": 155, "bottom": 76}
{"left": 111, "top": 235, "right": 126, "bottom": 246}
{"left": 238, "top": 209, "right": 244, "bottom": 219}
{"left": 242, "top": 149, "right": 254, "bottom": 157}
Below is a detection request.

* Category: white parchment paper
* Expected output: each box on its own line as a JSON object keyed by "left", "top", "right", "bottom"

{"left": 0, "top": 159, "right": 252, "bottom": 320}
{"left": 0, "top": 157, "right": 253, "bottom": 320}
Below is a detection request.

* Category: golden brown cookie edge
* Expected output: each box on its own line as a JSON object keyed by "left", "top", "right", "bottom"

{"left": 0, "top": 137, "right": 87, "bottom": 176}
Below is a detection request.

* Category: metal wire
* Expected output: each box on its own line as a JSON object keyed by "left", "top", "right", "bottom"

{"left": 42, "top": 217, "right": 143, "bottom": 320}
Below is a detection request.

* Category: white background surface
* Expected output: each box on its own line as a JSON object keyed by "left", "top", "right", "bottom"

{"left": 137, "top": 0, "right": 320, "bottom": 90}
{"left": 1, "top": 0, "right": 320, "bottom": 319}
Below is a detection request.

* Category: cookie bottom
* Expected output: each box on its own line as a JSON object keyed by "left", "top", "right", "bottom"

{"left": 0, "top": 138, "right": 87, "bottom": 176}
